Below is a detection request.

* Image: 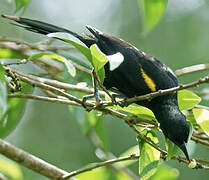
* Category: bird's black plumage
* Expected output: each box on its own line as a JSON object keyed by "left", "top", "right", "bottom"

{"left": 1, "top": 15, "right": 190, "bottom": 160}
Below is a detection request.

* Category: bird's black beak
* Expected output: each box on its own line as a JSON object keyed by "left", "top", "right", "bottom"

{"left": 179, "top": 142, "right": 190, "bottom": 161}
{"left": 86, "top": 25, "right": 102, "bottom": 39}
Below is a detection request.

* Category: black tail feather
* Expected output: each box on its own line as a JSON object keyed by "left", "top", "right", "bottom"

{"left": 1, "top": 14, "right": 96, "bottom": 47}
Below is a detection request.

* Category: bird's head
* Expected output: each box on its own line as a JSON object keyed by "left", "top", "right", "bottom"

{"left": 153, "top": 104, "right": 190, "bottom": 161}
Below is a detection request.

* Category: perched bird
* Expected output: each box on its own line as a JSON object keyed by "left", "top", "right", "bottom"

{"left": 1, "top": 15, "right": 190, "bottom": 161}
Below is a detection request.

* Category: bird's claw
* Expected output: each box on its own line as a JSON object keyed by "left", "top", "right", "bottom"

{"left": 82, "top": 92, "right": 102, "bottom": 110}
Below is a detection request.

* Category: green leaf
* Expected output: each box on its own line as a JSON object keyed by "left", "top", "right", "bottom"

{"left": 90, "top": 44, "right": 108, "bottom": 82}
{"left": 47, "top": 32, "right": 92, "bottom": 64}
{"left": 108, "top": 104, "right": 156, "bottom": 122}
{"left": 193, "top": 108, "right": 209, "bottom": 136}
{"left": 90, "top": 44, "right": 108, "bottom": 72}
{"left": 150, "top": 164, "right": 179, "bottom": 180}
{"left": 15, "top": 0, "right": 30, "bottom": 13}
{"left": 186, "top": 113, "right": 198, "bottom": 127}
{"left": 138, "top": 0, "right": 167, "bottom": 34}
{"left": 119, "top": 145, "right": 139, "bottom": 166}
{"left": 165, "top": 138, "right": 179, "bottom": 161}
{"left": 0, "top": 82, "right": 32, "bottom": 138}
{"left": 178, "top": 90, "right": 201, "bottom": 110}
{"left": 28, "top": 53, "right": 76, "bottom": 77}
{"left": 0, "top": 156, "right": 23, "bottom": 180}
{"left": 75, "top": 167, "right": 109, "bottom": 180}
{"left": 47, "top": 32, "right": 109, "bottom": 82}
{"left": 138, "top": 131, "right": 160, "bottom": 180}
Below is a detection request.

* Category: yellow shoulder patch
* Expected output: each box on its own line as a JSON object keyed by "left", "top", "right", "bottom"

{"left": 140, "top": 66, "right": 156, "bottom": 92}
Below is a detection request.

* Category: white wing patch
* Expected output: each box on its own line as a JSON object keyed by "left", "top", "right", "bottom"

{"left": 107, "top": 52, "right": 124, "bottom": 71}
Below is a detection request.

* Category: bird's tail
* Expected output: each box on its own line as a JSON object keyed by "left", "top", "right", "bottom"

{"left": 1, "top": 14, "right": 95, "bottom": 47}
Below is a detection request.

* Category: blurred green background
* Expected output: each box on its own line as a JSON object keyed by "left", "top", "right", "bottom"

{"left": 0, "top": 0, "right": 209, "bottom": 179}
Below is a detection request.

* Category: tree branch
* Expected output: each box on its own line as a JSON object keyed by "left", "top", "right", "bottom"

{"left": 8, "top": 94, "right": 81, "bottom": 106}
{"left": 0, "top": 139, "right": 75, "bottom": 180}
{"left": 102, "top": 75, "right": 209, "bottom": 106}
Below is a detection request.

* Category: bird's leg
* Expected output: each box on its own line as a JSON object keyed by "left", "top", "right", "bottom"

{"left": 82, "top": 69, "right": 102, "bottom": 107}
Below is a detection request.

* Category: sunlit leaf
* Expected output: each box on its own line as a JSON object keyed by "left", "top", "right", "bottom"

{"left": 150, "top": 164, "right": 179, "bottom": 180}
{"left": 97, "top": 68, "right": 105, "bottom": 82}
{"left": 15, "top": 0, "right": 30, "bottom": 13}
{"left": 178, "top": 90, "right": 201, "bottom": 110}
{"left": 0, "top": 156, "right": 23, "bottom": 180}
{"left": 108, "top": 104, "right": 156, "bottom": 121}
{"left": 138, "top": 0, "right": 167, "bottom": 34}
{"left": 47, "top": 32, "right": 109, "bottom": 82}
{"left": 47, "top": 32, "right": 92, "bottom": 64}
{"left": 90, "top": 44, "right": 108, "bottom": 72}
{"left": 90, "top": 44, "right": 108, "bottom": 82}
{"left": 75, "top": 167, "right": 109, "bottom": 180}
{"left": 28, "top": 52, "right": 76, "bottom": 77}
{"left": 193, "top": 108, "right": 209, "bottom": 136}
{"left": 138, "top": 131, "right": 160, "bottom": 180}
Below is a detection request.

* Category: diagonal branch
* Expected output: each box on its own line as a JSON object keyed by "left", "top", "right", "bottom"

{"left": 0, "top": 139, "right": 75, "bottom": 180}
{"left": 63, "top": 154, "right": 138, "bottom": 179}
{"left": 175, "top": 64, "right": 209, "bottom": 76}
{"left": 102, "top": 75, "right": 209, "bottom": 106}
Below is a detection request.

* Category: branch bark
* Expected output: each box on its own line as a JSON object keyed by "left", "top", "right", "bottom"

{"left": 0, "top": 139, "right": 75, "bottom": 180}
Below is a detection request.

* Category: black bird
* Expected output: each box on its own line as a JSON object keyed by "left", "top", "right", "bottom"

{"left": 1, "top": 15, "right": 190, "bottom": 161}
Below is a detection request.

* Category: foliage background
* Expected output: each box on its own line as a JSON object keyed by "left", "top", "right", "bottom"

{"left": 0, "top": 0, "right": 209, "bottom": 179}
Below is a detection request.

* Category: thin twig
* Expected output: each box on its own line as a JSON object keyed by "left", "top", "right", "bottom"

{"left": 87, "top": 131, "right": 139, "bottom": 180}
{"left": 63, "top": 154, "right": 138, "bottom": 179}
{"left": 195, "top": 104, "right": 209, "bottom": 111}
{"left": 175, "top": 64, "right": 209, "bottom": 76}
{"left": 8, "top": 94, "right": 81, "bottom": 106}
{"left": 196, "top": 158, "right": 209, "bottom": 164}
{"left": 0, "top": 36, "right": 74, "bottom": 52}
{"left": 3, "top": 59, "right": 27, "bottom": 66}
{"left": 4, "top": 66, "right": 93, "bottom": 107}
{"left": 6, "top": 66, "right": 106, "bottom": 96}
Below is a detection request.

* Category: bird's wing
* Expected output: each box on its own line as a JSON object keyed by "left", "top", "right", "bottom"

{"left": 86, "top": 28, "right": 178, "bottom": 96}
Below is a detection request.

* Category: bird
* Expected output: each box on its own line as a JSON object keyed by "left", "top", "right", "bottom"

{"left": 1, "top": 14, "right": 190, "bottom": 161}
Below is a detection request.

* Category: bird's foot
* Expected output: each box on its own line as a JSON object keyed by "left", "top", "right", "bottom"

{"left": 82, "top": 91, "right": 102, "bottom": 111}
